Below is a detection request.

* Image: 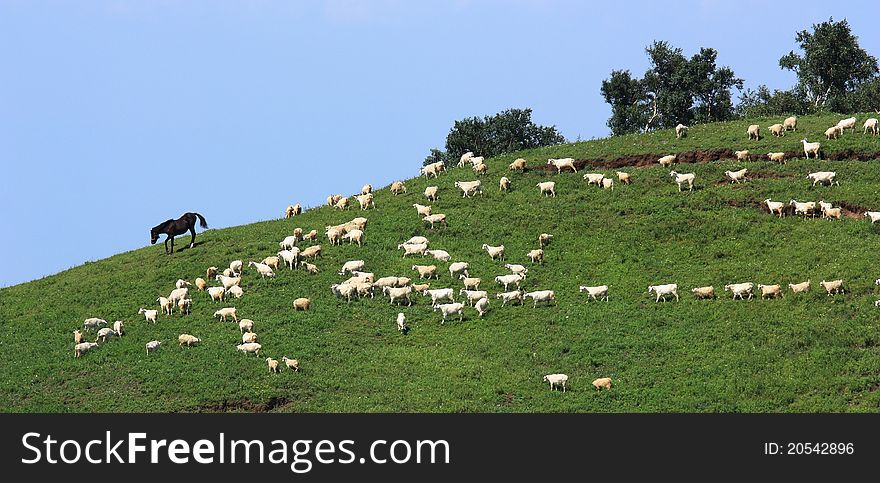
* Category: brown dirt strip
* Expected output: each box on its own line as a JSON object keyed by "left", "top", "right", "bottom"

{"left": 192, "top": 396, "right": 291, "bottom": 413}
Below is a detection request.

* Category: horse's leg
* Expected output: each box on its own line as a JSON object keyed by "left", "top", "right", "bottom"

{"left": 164, "top": 236, "right": 170, "bottom": 254}
{"left": 189, "top": 227, "right": 196, "bottom": 248}
{"left": 170, "top": 235, "right": 175, "bottom": 254}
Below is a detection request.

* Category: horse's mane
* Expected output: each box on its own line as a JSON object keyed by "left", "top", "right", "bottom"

{"left": 151, "top": 219, "right": 175, "bottom": 233}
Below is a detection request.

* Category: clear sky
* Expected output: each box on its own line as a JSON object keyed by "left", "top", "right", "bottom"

{"left": 1, "top": 0, "right": 876, "bottom": 288}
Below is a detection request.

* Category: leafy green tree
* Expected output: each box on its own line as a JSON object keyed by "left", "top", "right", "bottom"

{"left": 600, "top": 70, "right": 648, "bottom": 135}
{"left": 735, "top": 85, "right": 812, "bottom": 118}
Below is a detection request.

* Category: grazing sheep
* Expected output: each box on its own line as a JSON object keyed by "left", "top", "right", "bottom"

{"left": 425, "top": 288, "right": 455, "bottom": 305}
{"left": 648, "top": 284, "right": 678, "bottom": 302}
{"left": 326, "top": 194, "right": 342, "bottom": 207}
{"left": 351, "top": 271, "right": 375, "bottom": 283}
{"left": 837, "top": 117, "right": 857, "bottom": 133}
{"left": 783, "top": 116, "right": 797, "bottom": 131}
{"left": 421, "top": 164, "right": 440, "bottom": 179}
{"left": 300, "top": 245, "right": 322, "bottom": 259}
{"left": 482, "top": 243, "right": 505, "bottom": 260}
{"left": 74, "top": 341, "right": 99, "bottom": 358}
{"left": 864, "top": 211, "right": 880, "bottom": 224}
{"left": 499, "top": 176, "right": 511, "bottom": 192}
{"left": 226, "top": 285, "right": 244, "bottom": 299}
{"left": 474, "top": 297, "right": 489, "bottom": 317}
{"left": 616, "top": 171, "right": 631, "bottom": 185}
{"left": 242, "top": 332, "right": 258, "bottom": 344}
{"left": 112, "top": 320, "right": 124, "bottom": 336}
{"left": 504, "top": 264, "right": 528, "bottom": 277}
{"left": 168, "top": 287, "right": 188, "bottom": 305}
{"left": 361, "top": 183, "right": 373, "bottom": 195}
{"left": 724, "top": 282, "right": 754, "bottom": 300}
{"left": 334, "top": 197, "right": 350, "bottom": 210}
{"left": 508, "top": 158, "right": 527, "bottom": 171}
{"left": 95, "top": 328, "right": 115, "bottom": 343}
{"left": 767, "top": 152, "right": 786, "bottom": 164}
{"left": 239, "top": 319, "right": 254, "bottom": 334}
{"left": 789, "top": 200, "right": 817, "bottom": 218}
{"left": 390, "top": 180, "right": 407, "bottom": 195}
{"left": 425, "top": 249, "right": 451, "bottom": 262}
{"left": 469, "top": 156, "right": 485, "bottom": 167}
{"left": 285, "top": 203, "right": 302, "bottom": 219}
{"left": 758, "top": 284, "right": 783, "bottom": 299}
{"left": 801, "top": 139, "right": 821, "bottom": 159}
{"left": 356, "top": 193, "right": 375, "bottom": 210}
{"left": 157, "top": 296, "right": 173, "bottom": 316}
{"left": 536, "top": 181, "right": 556, "bottom": 197}
{"left": 592, "top": 377, "right": 613, "bottom": 391}
{"left": 282, "top": 356, "right": 300, "bottom": 372}
{"left": 579, "top": 285, "right": 609, "bottom": 302}
{"left": 411, "top": 283, "right": 430, "bottom": 294}
{"left": 412, "top": 203, "right": 432, "bottom": 217}
{"left": 177, "top": 298, "right": 192, "bottom": 314}
{"left": 73, "top": 329, "right": 84, "bottom": 344}
{"left": 527, "top": 249, "right": 544, "bottom": 264}
{"left": 691, "top": 286, "right": 715, "bottom": 299}
{"left": 213, "top": 307, "right": 238, "bottom": 322}
{"left": 206, "top": 267, "right": 218, "bottom": 279}
{"left": 303, "top": 230, "right": 319, "bottom": 242}
{"left": 454, "top": 180, "right": 483, "bottom": 198}
{"left": 175, "top": 279, "right": 191, "bottom": 289}
{"left": 294, "top": 297, "right": 311, "bottom": 311}
{"left": 248, "top": 261, "right": 275, "bottom": 278}
{"left": 543, "top": 374, "right": 568, "bottom": 392}
{"left": 822, "top": 207, "right": 842, "bottom": 220}
{"left": 195, "top": 277, "right": 207, "bottom": 291}
{"left": 215, "top": 274, "right": 241, "bottom": 290}
{"left": 178, "top": 334, "right": 201, "bottom": 347}
{"left": 538, "top": 233, "right": 553, "bottom": 248}
{"left": 229, "top": 260, "right": 243, "bottom": 276}
{"left": 495, "top": 273, "right": 524, "bottom": 291}
{"left": 724, "top": 168, "right": 748, "bottom": 184}
{"left": 449, "top": 262, "right": 470, "bottom": 279}
{"left": 547, "top": 158, "right": 577, "bottom": 174}
{"left": 138, "top": 308, "right": 158, "bottom": 323}
{"left": 825, "top": 126, "right": 841, "bottom": 140}
{"left": 207, "top": 286, "right": 226, "bottom": 302}
{"left": 398, "top": 242, "right": 428, "bottom": 257}
{"left": 302, "top": 262, "right": 319, "bottom": 275}
{"left": 325, "top": 227, "right": 342, "bottom": 246}
{"left": 496, "top": 290, "right": 524, "bottom": 306}
{"left": 820, "top": 279, "right": 844, "bottom": 296}
{"left": 764, "top": 199, "right": 785, "bottom": 218}
{"left": 669, "top": 171, "right": 695, "bottom": 192}
{"left": 83, "top": 317, "right": 108, "bottom": 330}
{"left": 261, "top": 256, "right": 280, "bottom": 271}
{"left": 339, "top": 260, "right": 366, "bottom": 275}
{"left": 145, "top": 340, "right": 161, "bottom": 354}
{"left": 459, "top": 275, "right": 481, "bottom": 290}
{"left": 385, "top": 286, "right": 413, "bottom": 306}
{"left": 601, "top": 177, "right": 614, "bottom": 191}
{"left": 278, "top": 249, "right": 300, "bottom": 270}
{"left": 768, "top": 123, "right": 785, "bottom": 137}
{"left": 279, "top": 235, "right": 298, "bottom": 251}
{"left": 675, "top": 123, "right": 688, "bottom": 139}
{"left": 396, "top": 313, "right": 407, "bottom": 333}
{"left": 864, "top": 118, "right": 879, "bottom": 136}
{"left": 341, "top": 229, "right": 365, "bottom": 247}
{"left": 266, "top": 357, "right": 280, "bottom": 373}
{"left": 734, "top": 150, "right": 751, "bottom": 161}
{"left": 657, "top": 154, "right": 677, "bottom": 167}
{"left": 747, "top": 124, "right": 760, "bottom": 140}
{"left": 524, "top": 290, "right": 555, "bottom": 307}
{"left": 433, "top": 302, "right": 465, "bottom": 323}
{"left": 424, "top": 186, "right": 439, "bottom": 202}
{"left": 423, "top": 213, "right": 447, "bottom": 229}
{"left": 583, "top": 173, "right": 604, "bottom": 186}
{"left": 457, "top": 151, "right": 474, "bottom": 167}
{"left": 411, "top": 264, "right": 438, "bottom": 280}
{"left": 293, "top": 227, "right": 303, "bottom": 241}
{"left": 395, "top": 277, "right": 412, "bottom": 287}
{"left": 236, "top": 343, "right": 262, "bottom": 356}
{"left": 788, "top": 280, "right": 811, "bottom": 294}
{"left": 472, "top": 162, "right": 488, "bottom": 176}
{"left": 807, "top": 171, "right": 838, "bottom": 187}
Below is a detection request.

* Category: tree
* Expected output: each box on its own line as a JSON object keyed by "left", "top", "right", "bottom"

{"left": 599, "top": 70, "right": 648, "bottom": 135}
{"left": 688, "top": 48, "right": 744, "bottom": 123}
{"left": 779, "top": 18, "right": 878, "bottom": 108}
{"left": 735, "top": 85, "right": 811, "bottom": 118}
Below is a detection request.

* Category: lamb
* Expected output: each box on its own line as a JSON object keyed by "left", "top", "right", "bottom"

{"left": 226, "top": 285, "right": 244, "bottom": 299}
{"left": 294, "top": 297, "right": 311, "bottom": 311}
{"left": 724, "top": 282, "right": 754, "bottom": 300}
{"left": 747, "top": 124, "right": 761, "bottom": 140}
{"left": 583, "top": 173, "right": 605, "bottom": 186}
{"left": 411, "top": 264, "right": 438, "bottom": 280}
{"left": 229, "top": 260, "right": 243, "bottom": 276}
{"left": 302, "top": 262, "right": 319, "bottom": 275}
{"left": 398, "top": 242, "right": 428, "bottom": 257}
{"left": 95, "top": 328, "right": 115, "bottom": 343}
{"left": 423, "top": 214, "right": 447, "bottom": 229}
{"left": 449, "top": 262, "right": 470, "bottom": 278}
{"left": 538, "top": 233, "right": 553, "bottom": 248}
{"left": 768, "top": 123, "right": 785, "bottom": 137}
{"left": 138, "top": 308, "right": 158, "bottom": 323}
{"left": 424, "top": 186, "right": 439, "bottom": 202}
{"left": 157, "top": 296, "right": 173, "bottom": 316}
{"left": 547, "top": 158, "right": 577, "bottom": 174}
{"left": 495, "top": 273, "right": 524, "bottom": 291}
{"left": 236, "top": 343, "right": 262, "bottom": 356}
{"left": 579, "top": 285, "right": 609, "bottom": 302}
{"left": 724, "top": 168, "right": 748, "bottom": 184}
{"left": 145, "top": 340, "right": 161, "bottom": 354}
{"left": 482, "top": 243, "right": 505, "bottom": 260}
{"left": 801, "top": 139, "right": 821, "bottom": 159}
{"left": 691, "top": 286, "right": 715, "bottom": 299}
{"left": 837, "top": 117, "right": 857, "bottom": 133}
{"left": 411, "top": 283, "right": 430, "bottom": 294}
{"left": 764, "top": 199, "right": 785, "bottom": 218}
{"left": 112, "top": 320, "right": 124, "bottom": 336}
{"left": 508, "top": 158, "right": 527, "bottom": 171}
{"left": 499, "top": 176, "right": 511, "bottom": 192}
{"left": 279, "top": 235, "right": 298, "bottom": 251}
{"left": 73, "top": 329, "right": 84, "bottom": 344}
{"left": 734, "top": 150, "right": 751, "bottom": 161}
{"left": 284, "top": 203, "right": 302, "bottom": 219}
{"left": 242, "top": 332, "right": 258, "bottom": 344}
{"left": 807, "top": 171, "right": 838, "bottom": 187}
{"left": 74, "top": 342, "right": 99, "bottom": 358}
{"left": 413, "top": 203, "right": 432, "bottom": 217}
{"left": 239, "top": 319, "right": 254, "bottom": 334}
{"left": 459, "top": 289, "right": 488, "bottom": 306}
{"left": 215, "top": 274, "right": 241, "bottom": 290}
{"left": 454, "top": 180, "right": 483, "bottom": 198}
{"left": 616, "top": 171, "right": 631, "bottom": 185}
{"left": 788, "top": 281, "right": 811, "bottom": 294}
{"left": 669, "top": 171, "right": 695, "bottom": 192}
{"left": 496, "top": 290, "right": 524, "bottom": 306}
{"left": 356, "top": 193, "right": 375, "bottom": 210}
{"left": 260, "top": 256, "right": 280, "bottom": 272}
{"left": 457, "top": 151, "right": 474, "bottom": 167}
{"left": 178, "top": 334, "right": 201, "bottom": 347}
{"left": 303, "top": 230, "right": 319, "bottom": 242}
{"left": 385, "top": 286, "right": 414, "bottom": 306}
{"left": 790, "top": 200, "right": 817, "bottom": 218}
{"left": 396, "top": 313, "right": 407, "bottom": 333}
{"left": 825, "top": 126, "right": 841, "bottom": 140}
{"left": 767, "top": 152, "right": 786, "bottom": 164}
{"left": 206, "top": 267, "right": 218, "bottom": 279}
{"left": 657, "top": 154, "right": 677, "bottom": 167}
{"left": 648, "top": 283, "right": 678, "bottom": 302}
{"left": 543, "top": 374, "right": 568, "bottom": 392}
{"left": 864, "top": 211, "right": 880, "bottom": 224}
{"left": 334, "top": 197, "right": 350, "bottom": 210}
{"left": 524, "top": 290, "right": 556, "bottom": 307}
{"left": 757, "top": 284, "right": 783, "bottom": 300}
{"left": 425, "top": 249, "right": 451, "bottom": 262}
{"left": 339, "top": 260, "right": 366, "bottom": 275}
{"left": 195, "top": 277, "right": 207, "bottom": 291}
{"left": 213, "top": 307, "right": 237, "bottom": 322}
{"left": 175, "top": 279, "right": 191, "bottom": 289}
{"left": 390, "top": 180, "right": 407, "bottom": 195}
{"left": 527, "top": 249, "right": 544, "bottom": 264}
{"left": 278, "top": 249, "right": 300, "bottom": 269}
{"left": 819, "top": 279, "right": 844, "bottom": 295}
{"left": 592, "top": 377, "right": 613, "bottom": 391}
{"left": 425, "top": 288, "right": 455, "bottom": 305}
{"left": 266, "top": 357, "right": 280, "bottom": 373}
{"left": 177, "top": 297, "right": 192, "bottom": 314}
{"left": 207, "top": 286, "right": 226, "bottom": 302}
{"left": 248, "top": 261, "right": 276, "bottom": 278}
{"left": 504, "top": 264, "right": 528, "bottom": 277}
{"left": 300, "top": 245, "right": 322, "bottom": 259}
{"left": 433, "top": 302, "right": 465, "bottom": 323}
{"left": 864, "top": 118, "right": 879, "bottom": 136}
{"left": 783, "top": 116, "right": 797, "bottom": 131}
{"left": 601, "top": 177, "right": 615, "bottom": 191}
{"left": 282, "top": 356, "right": 300, "bottom": 372}
{"left": 472, "top": 162, "right": 488, "bottom": 176}
{"left": 675, "top": 123, "right": 688, "bottom": 139}
{"left": 536, "top": 181, "right": 556, "bottom": 197}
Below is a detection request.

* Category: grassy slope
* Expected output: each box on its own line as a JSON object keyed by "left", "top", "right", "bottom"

{"left": 2, "top": 113, "right": 880, "bottom": 413}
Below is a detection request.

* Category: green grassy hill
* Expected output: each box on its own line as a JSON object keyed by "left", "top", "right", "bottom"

{"left": 2, "top": 112, "right": 880, "bottom": 413}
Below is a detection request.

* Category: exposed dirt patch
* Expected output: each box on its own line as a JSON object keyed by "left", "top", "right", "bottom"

{"left": 837, "top": 201, "right": 872, "bottom": 220}
{"left": 194, "top": 396, "right": 291, "bottom": 413}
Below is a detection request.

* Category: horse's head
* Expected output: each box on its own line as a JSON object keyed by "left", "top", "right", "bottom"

{"left": 150, "top": 227, "right": 159, "bottom": 245}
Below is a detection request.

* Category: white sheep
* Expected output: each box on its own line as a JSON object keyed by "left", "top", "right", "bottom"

{"left": 177, "top": 297, "right": 192, "bottom": 314}
{"left": 536, "top": 181, "right": 556, "bottom": 197}
{"left": 801, "top": 139, "right": 821, "bottom": 159}
{"left": 175, "top": 279, "right": 191, "bottom": 289}
{"left": 356, "top": 193, "right": 375, "bottom": 210}
{"left": 226, "top": 285, "right": 244, "bottom": 299}
{"left": 734, "top": 150, "right": 750, "bottom": 161}
{"left": 236, "top": 342, "right": 262, "bottom": 356}
{"left": 113, "top": 320, "right": 124, "bottom": 336}
{"left": 825, "top": 126, "right": 841, "bottom": 140}
{"left": 482, "top": 243, "right": 505, "bottom": 260}
{"left": 242, "top": 332, "right": 258, "bottom": 344}
{"left": 460, "top": 275, "right": 481, "bottom": 290}
{"left": 459, "top": 289, "right": 488, "bottom": 306}
{"left": 341, "top": 229, "right": 365, "bottom": 247}
{"left": 474, "top": 297, "right": 489, "bottom": 317}
{"left": 279, "top": 235, "right": 298, "bottom": 251}
{"left": 278, "top": 249, "right": 300, "bottom": 269}
{"left": 508, "top": 158, "right": 527, "bottom": 171}
{"left": 648, "top": 283, "right": 678, "bottom": 302}
{"left": 457, "top": 151, "right": 474, "bottom": 167}
{"left": 669, "top": 171, "right": 695, "bottom": 192}
{"left": 423, "top": 213, "right": 447, "bottom": 229}
{"left": 334, "top": 196, "right": 350, "bottom": 210}
{"left": 261, "top": 256, "right": 280, "bottom": 271}
{"left": 601, "top": 177, "right": 614, "bottom": 191}
{"left": 524, "top": 290, "right": 556, "bottom": 307}
{"left": 403, "top": 235, "right": 429, "bottom": 246}
{"left": 339, "top": 260, "right": 366, "bottom": 275}
{"left": 789, "top": 200, "right": 816, "bottom": 218}
{"left": 215, "top": 274, "right": 241, "bottom": 290}
{"left": 764, "top": 199, "right": 785, "bottom": 218}
{"left": 675, "top": 123, "right": 688, "bottom": 139}
{"left": 837, "top": 117, "right": 857, "bottom": 133}
{"left": 496, "top": 290, "right": 524, "bottom": 306}
{"left": 495, "top": 273, "right": 524, "bottom": 291}
{"left": 543, "top": 373, "right": 568, "bottom": 392}
{"left": 282, "top": 356, "right": 300, "bottom": 372}
{"left": 207, "top": 286, "right": 226, "bottom": 302}
{"left": 433, "top": 302, "right": 465, "bottom": 323}
{"left": 266, "top": 357, "right": 280, "bottom": 373}
{"left": 74, "top": 342, "right": 99, "bottom": 358}
{"left": 300, "top": 244, "right": 322, "bottom": 259}
{"left": 137, "top": 308, "right": 158, "bottom": 323}
{"left": 213, "top": 307, "right": 238, "bottom": 322}
{"left": 657, "top": 154, "right": 677, "bottom": 167}
{"left": 724, "top": 168, "right": 748, "bottom": 184}
{"left": 390, "top": 180, "right": 407, "bottom": 195}
{"left": 195, "top": 277, "right": 207, "bottom": 291}
{"left": 747, "top": 124, "right": 760, "bottom": 140}
{"left": 424, "top": 186, "right": 439, "bottom": 202}
{"left": 396, "top": 313, "right": 407, "bottom": 333}
{"left": 820, "top": 279, "right": 844, "bottom": 295}
{"left": 504, "top": 264, "right": 528, "bottom": 277}
{"left": 229, "top": 260, "right": 243, "bottom": 276}
{"left": 547, "top": 158, "right": 576, "bottom": 174}
{"left": 411, "top": 264, "right": 438, "bottom": 280}
{"left": 157, "top": 296, "right": 173, "bottom": 316}
{"left": 579, "top": 285, "right": 609, "bottom": 302}
{"left": 592, "top": 377, "right": 613, "bottom": 391}
{"left": 361, "top": 183, "right": 373, "bottom": 195}
{"left": 582, "top": 173, "right": 604, "bottom": 186}
{"left": 616, "top": 171, "right": 631, "bottom": 185}
{"left": 767, "top": 152, "right": 786, "bottom": 164}
{"left": 449, "top": 261, "right": 470, "bottom": 279}
{"left": 768, "top": 123, "right": 785, "bottom": 137}
{"left": 807, "top": 171, "right": 838, "bottom": 187}
{"left": 788, "top": 281, "right": 811, "bottom": 294}
{"left": 757, "top": 284, "right": 783, "bottom": 300}
{"left": 385, "top": 286, "right": 413, "bottom": 306}
{"left": 724, "top": 282, "right": 754, "bottom": 300}
{"left": 864, "top": 211, "right": 880, "bottom": 224}
{"left": 425, "top": 249, "right": 451, "bottom": 262}
{"left": 145, "top": 340, "right": 161, "bottom": 354}
{"left": 783, "top": 116, "right": 797, "bottom": 131}
{"left": 412, "top": 203, "right": 432, "bottom": 217}
{"left": 538, "top": 233, "right": 553, "bottom": 248}
{"left": 425, "top": 288, "right": 455, "bottom": 305}
{"left": 691, "top": 286, "right": 715, "bottom": 299}
{"left": 248, "top": 261, "right": 275, "bottom": 278}
{"left": 472, "top": 162, "right": 488, "bottom": 176}
{"left": 398, "top": 242, "right": 428, "bottom": 257}
{"left": 864, "top": 118, "right": 879, "bottom": 136}
{"left": 499, "top": 176, "right": 511, "bottom": 192}
{"left": 239, "top": 319, "right": 255, "bottom": 334}
{"left": 168, "top": 287, "right": 188, "bottom": 305}
{"left": 178, "top": 334, "right": 201, "bottom": 347}
{"left": 454, "top": 180, "right": 483, "bottom": 198}
{"left": 95, "top": 327, "right": 115, "bottom": 343}
{"left": 527, "top": 249, "right": 544, "bottom": 264}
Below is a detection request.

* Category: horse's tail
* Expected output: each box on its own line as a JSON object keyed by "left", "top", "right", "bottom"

{"left": 193, "top": 212, "right": 208, "bottom": 229}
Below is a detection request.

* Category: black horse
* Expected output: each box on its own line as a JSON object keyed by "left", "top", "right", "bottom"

{"left": 150, "top": 212, "right": 208, "bottom": 254}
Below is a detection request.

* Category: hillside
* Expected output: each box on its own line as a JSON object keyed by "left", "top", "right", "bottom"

{"left": 2, "top": 112, "right": 880, "bottom": 413}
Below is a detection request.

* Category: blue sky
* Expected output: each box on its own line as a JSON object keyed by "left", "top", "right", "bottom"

{"left": 1, "top": 0, "right": 876, "bottom": 287}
